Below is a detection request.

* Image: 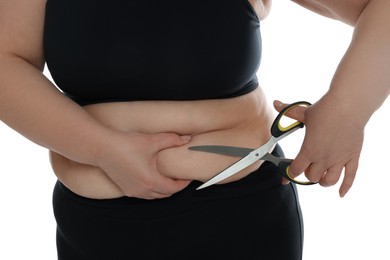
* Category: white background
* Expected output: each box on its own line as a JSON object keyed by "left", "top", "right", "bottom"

{"left": 0, "top": 1, "right": 389, "bottom": 259}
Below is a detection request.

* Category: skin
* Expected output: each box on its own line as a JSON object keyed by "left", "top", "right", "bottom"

{"left": 0, "top": 0, "right": 389, "bottom": 200}
{"left": 50, "top": 88, "right": 274, "bottom": 199}
{"left": 281, "top": 0, "right": 390, "bottom": 197}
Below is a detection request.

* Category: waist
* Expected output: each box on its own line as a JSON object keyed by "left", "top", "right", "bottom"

{"left": 81, "top": 86, "right": 269, "bottom": 133}
{"left": 66, "top": 77, "right": 260, "bottom": 106}
{"left": 50, "top": 87, "right": 275, "bottom": 199}
{"left": 54, "top": 145, "right": 285, "bottom": 220}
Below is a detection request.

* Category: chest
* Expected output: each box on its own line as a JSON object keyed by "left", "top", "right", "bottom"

{"left": 43, "top": 0, "right": 261, "bottom": 104}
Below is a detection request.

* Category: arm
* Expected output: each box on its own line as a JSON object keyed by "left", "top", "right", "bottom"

{"left": 290, "top": 1, "right": 390, "bottom": 111}
{"left": 275, "top": 0, "right": 389, "bottom": 197}
{"left": 291, "top": 0, "right": 370, "bottom": 25}
{"left": 0, "top": 0, "right": 190, "bottom": 199}
{"left": 0, "top": 0, "right": 110, "bottom": 165}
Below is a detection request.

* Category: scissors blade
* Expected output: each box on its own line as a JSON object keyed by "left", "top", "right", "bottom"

{"left": 196, "top": 149, "right": 263, "bottom": 190}
{"left": 195, "top": 138, "right": 276, "bottom": 190}
{"left": 188, "top": 145, "right": 254, "bottom": 157}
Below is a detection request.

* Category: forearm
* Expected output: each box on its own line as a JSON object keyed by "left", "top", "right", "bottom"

{"left": 0, "top": 53, "right": 111, "bottom": 166}
{"left": 327, "top": 0, "right": 390, "bottom": 124}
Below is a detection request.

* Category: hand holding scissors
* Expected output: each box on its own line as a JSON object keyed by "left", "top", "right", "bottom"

{"left": 189, "top": 101, "right": 317, "bottom": 190}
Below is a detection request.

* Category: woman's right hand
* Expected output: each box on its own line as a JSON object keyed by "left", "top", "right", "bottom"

{"left": 95, "top": 130, "right": 192, "bottom": 199}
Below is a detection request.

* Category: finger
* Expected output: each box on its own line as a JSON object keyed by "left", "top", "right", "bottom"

{"left": 154, "top": 176, "right": 191, "bottom": 195}
{"left": 273, "top": 100, "right": 307, "bottom": 123}
{"left": 152, "top": 133, "right": 192, "bottom": 151}
{"left": 288, "top": 152, "right": 311, "bottom": 180}
{"left": 339, "top": 158, "right": 359, "bottom": 198}
{"left": 304, "top": 163, "right": 327, "bottom": 183}
{"left": 143, "top": 190, "right": 184, "bottom": 200}
{"left": 142, "top": 192, "right": 171, "bottom": 200}
{"left": 281, "top": 177, "right": 290, "bottom": 185}
{"left": 126, "top": 186, "right": 171, "bottom": 200}
{"left": 319, "top": 165, "right": 344, "bottom": 187}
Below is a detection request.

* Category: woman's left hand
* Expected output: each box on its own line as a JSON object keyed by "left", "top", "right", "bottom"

{"left": 274, "top": 94, "right": 365, "bottom": 197}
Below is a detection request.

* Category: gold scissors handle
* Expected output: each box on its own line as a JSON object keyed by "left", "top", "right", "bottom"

{"left": 271, "top": 101, "right": 311, "bottom": 138}
{"left": 269, "top": 101, "right": 315, "bottom": 185}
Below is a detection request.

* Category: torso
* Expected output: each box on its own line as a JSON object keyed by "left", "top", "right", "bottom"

{"left": 48, "top": 0, "right": 274, "bottom": 199}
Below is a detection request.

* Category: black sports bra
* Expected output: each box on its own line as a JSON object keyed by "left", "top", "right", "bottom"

{"left": 44, "top": 0, "right": 261, "bottom": 106}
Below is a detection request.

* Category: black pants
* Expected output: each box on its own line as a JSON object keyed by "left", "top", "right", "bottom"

{"left": 53, "top": 145, "right": 304, "bottom": 260}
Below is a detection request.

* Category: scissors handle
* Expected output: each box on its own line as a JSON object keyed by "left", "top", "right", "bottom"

{"left": 271, "top": 101, "right": 312, "bottom": 138}
{"left": 278, "top": 158, "right": 316, "bottom": 185}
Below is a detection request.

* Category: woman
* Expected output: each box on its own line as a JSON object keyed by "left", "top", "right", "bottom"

{"left": 0, "top": 0, "right": 388, "bottom": 259}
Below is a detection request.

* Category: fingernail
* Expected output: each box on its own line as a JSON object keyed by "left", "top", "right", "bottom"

{"left": 281, "top": 178, "right": 290, "bottom": 185}
{"left": 273, "top": 100, "right": 283, "bottom": 108}
{"left": 181, "top": 135, "right": 192, "bottom": 142}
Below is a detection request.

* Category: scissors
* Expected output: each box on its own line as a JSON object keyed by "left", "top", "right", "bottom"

{"left": 189, "top": 101, "right": 317, "bottom": 190}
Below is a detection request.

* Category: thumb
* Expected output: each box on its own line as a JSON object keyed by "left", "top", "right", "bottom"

{"left": 152, "top": 133, "right": 192, "bottom": 151}
{"left": 288, "top": 150, "right": 311, "bottom": 181}
{"left": 157, "top": 177, "right": 192, "bottom": 195}
{"left": 273, "top": 100, "right": 307, "bottom": 123}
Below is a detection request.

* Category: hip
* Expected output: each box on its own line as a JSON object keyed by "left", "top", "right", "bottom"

{"left": 53, "top": 145, "right": 304, "bottom": 260}
{"left": 53, "top": 144, "right": 286, "bottom": 218}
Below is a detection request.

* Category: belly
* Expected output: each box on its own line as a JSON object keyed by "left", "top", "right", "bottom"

{"left": 50, "top": 87, "right": 275, "bottom": 199}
